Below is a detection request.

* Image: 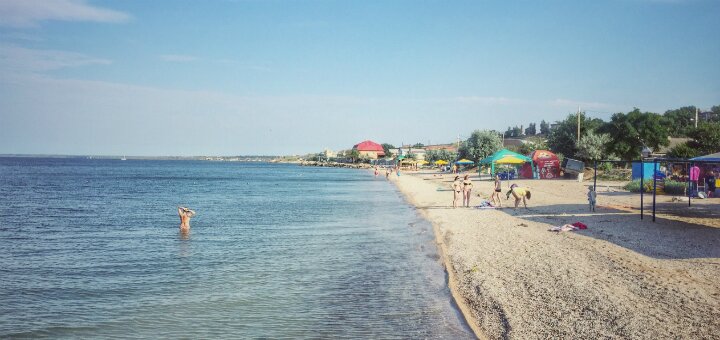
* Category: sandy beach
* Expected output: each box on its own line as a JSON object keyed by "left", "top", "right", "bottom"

{"left": 390, "top": 170, "right": 720, "bottom": 339}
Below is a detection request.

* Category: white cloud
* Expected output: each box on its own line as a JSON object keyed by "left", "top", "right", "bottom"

{"left": 0, "top": 45, "right": 111, "bottom": 73}
{"left": 0, "top": 0, "right": 129, "bottom": 27}
{"left": 159, "top": 54, "right": 198, "bottom": 62}
{"left": 548, "top": 98, "right": 616, "bottom": 111}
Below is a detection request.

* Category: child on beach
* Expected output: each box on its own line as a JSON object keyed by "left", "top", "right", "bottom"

{"left": 587, "top": 185, "right": 597, "bottom": 212}
{"left": 374, "top": 166, "right": 379, "bottom": 177}
{"left": 462, "top": 174, "right": 473, "bottom": 207}
{"left": 452, "top": 176, "right": 462, "bottom": 208}
{"left": 491, "top": 174, "right": 502, "bottom": 207}
{"left": 510, "top": 186, "right": 531, "bottom": 209}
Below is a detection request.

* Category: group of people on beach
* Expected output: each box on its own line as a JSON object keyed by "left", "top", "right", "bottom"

{"left": 374, "top": 165, "right": 400, "bottom": 179}
{"left": 453, "top": 173, "right": 531, "bottom": 209}
{"left": 452, "top": 175, "right": 474, "bottom": 208}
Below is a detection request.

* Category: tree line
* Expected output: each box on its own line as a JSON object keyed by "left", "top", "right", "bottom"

{"left": 455, "top": 105, "right": 720, "bottom": 165}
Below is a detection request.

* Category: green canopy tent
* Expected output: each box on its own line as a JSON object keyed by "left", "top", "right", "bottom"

{"left": 478, "top": 149, "right": 535, "bottom": 178}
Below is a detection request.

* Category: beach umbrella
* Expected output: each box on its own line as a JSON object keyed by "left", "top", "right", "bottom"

{"left": 496, "top": 155, "right": 527, "bottom": 164}
{"left": 455, "top": 159, "right": 474, "bottom": 165}
{"left": 416, "top": 160, "right": 429, "bottom": 165}
{"left": 435, "top": 160, "right": 449, "bottom": 165}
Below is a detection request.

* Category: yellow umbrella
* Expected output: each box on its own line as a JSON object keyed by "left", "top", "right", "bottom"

{"left": 416, "top": 160, "right": 429, "bottom": 165}
{"left": 495, "top": 155, "right": 527, "bottom": 164}
{"left": 434, "top": 160, "right": 448, "bottom": 165}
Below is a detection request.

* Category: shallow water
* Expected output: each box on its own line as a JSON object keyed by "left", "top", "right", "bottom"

{"left": 0, "top": 158, "right": 472, "bottom": 338}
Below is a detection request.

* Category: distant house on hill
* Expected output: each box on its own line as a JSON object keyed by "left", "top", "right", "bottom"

{"left": 503, "top": 138, "right": 529, "bottom": 148}
{"left": 700, "top": 111, "right": 717, "bottom": 122}
{"left": 654, "top": 137, "right": 691, "bottom": 157}
{"left": 353, "top": 140, "right": 385, "bottom": 159}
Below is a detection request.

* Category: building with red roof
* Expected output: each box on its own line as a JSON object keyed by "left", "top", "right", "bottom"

{"left": 353, "top": 140, "right": 385, "bottom": 159}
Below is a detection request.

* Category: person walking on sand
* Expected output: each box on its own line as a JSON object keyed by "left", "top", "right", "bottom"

{"left": 178, "top": 206, "right": 196, "bottom": 231}
{"left": 491, "top": 174, "right": 502, "bottom": 207}
{"left": 510, "top": 186, "right": 531, "bottom": 209}
{"left": 374, "top": 166, "right": 379, "bottom": 177}
{"left": 462, "top": 174, "right": 473, "bottom": 207}
{"left": 386, "top": 167, "right": 391, "bottom": 179}
{"left": 452, "top": 175, "right": 462, "bottom": 208}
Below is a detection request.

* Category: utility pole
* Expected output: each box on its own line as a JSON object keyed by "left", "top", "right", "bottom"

{"left": 577, "top": 106, "right": 581, "bottom": 143}
{"left": 457, "top": 134, "right": 460, "bottom": 149}
{"left": 695, "top": 107, "right": 699, "bottom": 128}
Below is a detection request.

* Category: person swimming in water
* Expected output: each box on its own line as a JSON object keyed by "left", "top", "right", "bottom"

{"left": 178, "top": 206, "right": 196, "bottom": 230}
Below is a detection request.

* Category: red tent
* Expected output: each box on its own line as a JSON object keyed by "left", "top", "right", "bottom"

{"left": 530, "top": 150, "right": 560, "bottom": 179}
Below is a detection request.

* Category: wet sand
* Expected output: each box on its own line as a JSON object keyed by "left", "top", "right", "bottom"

{"left": 389, "top": 170, "right": 720, "bottom": 339}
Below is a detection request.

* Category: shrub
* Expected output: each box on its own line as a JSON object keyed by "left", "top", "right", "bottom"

{"left": 624, "top": 179, "right": 653, "bottom": 193}
{"left": 663, "top": 180, "right": 686, "bottom": 195}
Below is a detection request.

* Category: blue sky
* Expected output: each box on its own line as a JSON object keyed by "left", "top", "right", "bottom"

{"left": 1, "top": 0, "right": 718, "bottom": 156}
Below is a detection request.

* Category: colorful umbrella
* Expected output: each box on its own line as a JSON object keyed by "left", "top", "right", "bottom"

{"left": 434, "top": 160, "right": 449, "bottom": 165}
{"left": 495, "top": 155, "right": 527, "bottom": 164}
{"left": 455, "top": 159, "right": 474, "bottom": 165}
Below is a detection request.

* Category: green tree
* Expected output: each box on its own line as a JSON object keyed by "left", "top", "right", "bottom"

{"left": 688, "top": 122, "right": 720, "bottom": 155}
{"left": 547, "top": 113, "right": 604, "bottom": 158}
{"left": 504, "top": 127, "right": 513, "bottom": 138}
{"left": 425, "top": 149, "right": 439, "bottom": 163}
{"left": 666, "top": 142, "right": 700, "bottom": 159}
{"left": 381, "top": 143, "right": 395, "bottom": 156}
{"left": 662, "top": 106, "right": 697, "bottom": 137}
{"left": 525, "top": 123, "right": 536, "bottom": 136}
{"left": 708, "top": 105, "right": 720, "bottom": 123}
{"left": 458, "top": 130, "right": 503, "bottom": 164}
{"left": 517, "top": 136, "right": 548, "bottom": 155}
{"left": 576, "top": 131, "right": 612, "bottom": 161}
{"left": 347, "top": 149, "right": 360, "bottom": 163}
{"left": 412, "top": 143, "right": 424, "bottom": 148}
{"left": 539, "top": 120, "right": 550, "bottom": 135}
{"left": 512, "top": 126, "right": 522, "bottom": 137}
{"left": 598, "top": 108, "right": 669, "bottom": 160}
{"left": 425, "top": 149, "right": 456, "bottom": 163}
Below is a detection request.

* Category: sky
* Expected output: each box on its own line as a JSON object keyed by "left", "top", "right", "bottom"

{"left": 0, "top": 0, "right": 718, "bottom": 156}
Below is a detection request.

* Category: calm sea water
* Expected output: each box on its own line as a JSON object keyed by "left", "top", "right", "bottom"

{"left": 0, "top": 158, "right": 472, "bottom": 338}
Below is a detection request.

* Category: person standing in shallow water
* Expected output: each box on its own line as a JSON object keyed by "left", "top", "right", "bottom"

{"left": 178, "top": 206, "right": 196, "bottom": 231}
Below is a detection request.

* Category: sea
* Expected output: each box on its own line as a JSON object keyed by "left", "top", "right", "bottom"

{"left": 0, "top": 158, "right": 473, "bottom": 338}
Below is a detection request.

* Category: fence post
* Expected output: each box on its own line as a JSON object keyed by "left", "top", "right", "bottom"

{"left": 640, "top": 160, "right": 644, "bottom": 220}
{"left": 688, "top": 162, "right": 692, "bottom": 207}
{"left": 652, "top": 159, "right": 657, "bottom": 222}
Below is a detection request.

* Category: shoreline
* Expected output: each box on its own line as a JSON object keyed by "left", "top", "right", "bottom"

{"left": 389, "top": 171, "right": 485, "bottom": 339}
{"left": 387, "top": 169, "right": 719, "bottom": 339}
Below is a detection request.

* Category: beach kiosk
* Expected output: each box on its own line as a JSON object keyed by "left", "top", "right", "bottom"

{"left": 479, "top": 149, "right": 534, "bottom": 179}
{"left": 525, "top": 150, "right": 560, "bottom": 179}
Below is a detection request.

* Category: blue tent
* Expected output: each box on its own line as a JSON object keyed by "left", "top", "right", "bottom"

{"left": 690, "top": 152, "right": 720, "bottom": 162}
